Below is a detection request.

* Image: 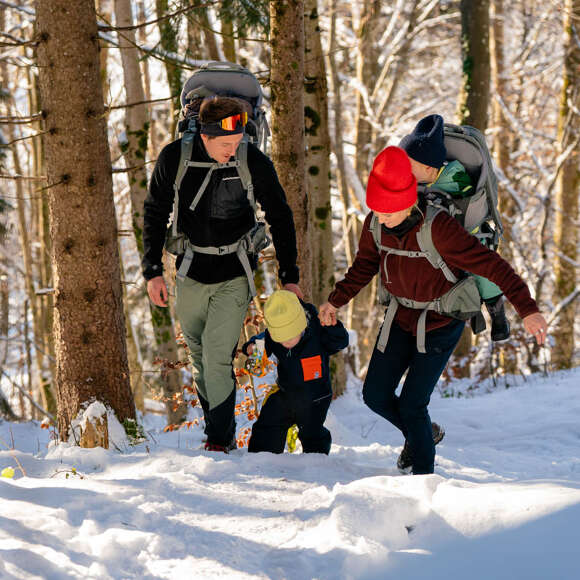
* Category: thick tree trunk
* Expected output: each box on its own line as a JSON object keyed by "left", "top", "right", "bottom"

{"left": 455, "top": 0, "right": 491, "bottom": 378}
{"left": 552, "top": 0, "right": 580, "bottom": 369}
{"left": 270, "top": 0, "right": 311, "bottom": 298}
{"left": 36, "top": 0, "right": 135, "bottom": 443}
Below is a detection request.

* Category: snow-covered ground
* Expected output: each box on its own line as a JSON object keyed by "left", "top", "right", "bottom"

{"left": 1, "top": 366, "right": 579, "bottom": 580}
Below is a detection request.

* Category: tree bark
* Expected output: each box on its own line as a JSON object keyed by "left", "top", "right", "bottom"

{"left": 269, "top": 0, "right": 311, "bottom": 298}
{"left": 552, "top": 0, "right": 580, "bottom": 369}
{"left": 156, "top": 0, "right": 182, "bottom": 125}
{"left": 354, "top": 0, "right": 381, "bottom": 182}
{"left": 36, "top": 0, "right": 136, "bottom": 442}
{"left": 221, "top": 18, "right": 237, "bottom": 63}
{"left": 305, "top": 0, "right": 333, "bottom": 306}
{"left": 455, "top": 0, "right": 491, "bottom": 378}
{"left": 304, "top": 0, "right": 345, "bottom": 396}
{"left": 490, "top": 0, "right": 518, "bottom": 375}
{"left": 457, "top": 0, "right": 491, "bottom": 129}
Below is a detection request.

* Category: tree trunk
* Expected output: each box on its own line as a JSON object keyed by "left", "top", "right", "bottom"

{"left": 304, "top": 0, "right": 345, "bottom": 396}
{"left": 490, "top": 0, "right": 518, "bottom": 375}
{"left": 552, "top": 0, "right": 580, "bottom": 369}
{"left": 187, "top": 3, "right": 204, "bottom": 61}
{"left": 36, "top": 0, "right": 136, "bottom": 443}
{"left": 156, "top": 0, "right": 182, "bottom": 125}
{"left": 221, "top": 19, "right": 237, "bottom": 63}
{"left": 269, "top": 1, "right": 311, "bottom": 298}
{"left": 457, "top": 0, "right": 491, "bottom": 129}
{"left": 455, "top": 0, "right": 492, "bottom": 378}
{"left": 354, "top": 0, "right": 381, "bottom": 182}
{"left": 305, "top": 0, "right": 333, "bottom": 306}
{"left": 199, "top": 5, "right": 221, "bottom": 61}
{"left": 114, "top": 0, "right": 186, "bottom": 424}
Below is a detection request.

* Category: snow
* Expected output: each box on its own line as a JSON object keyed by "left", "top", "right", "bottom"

{"left": 1, "top": 367, "right": 580, "bottom": 579}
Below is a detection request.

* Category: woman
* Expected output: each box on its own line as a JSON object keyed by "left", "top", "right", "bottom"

{"left": 319, "top": 146, "right": 547, "bottom": 475}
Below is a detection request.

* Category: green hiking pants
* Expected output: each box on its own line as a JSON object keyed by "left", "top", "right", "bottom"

{"left": 175, "top": 275, "right": 250, "bottom": 410}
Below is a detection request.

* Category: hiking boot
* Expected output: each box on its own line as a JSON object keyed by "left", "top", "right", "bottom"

{"left": 486, "top": 297, "right": 510, "bottom": 342}
{"left": 397, "top": 422, "right": 446, "bottom": 473}
{"left": 432, "top": 421, "right": 445, "bottom": 445}
{"left": 226, "top": 437, "right": 238, "bottom": 452}
{"left": 204, "top": 441, "right": 229, "bottom": 453}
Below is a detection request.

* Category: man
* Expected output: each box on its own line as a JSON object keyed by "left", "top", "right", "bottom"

{"left": 143, "top": 96, "right": 302, "bottom": 452}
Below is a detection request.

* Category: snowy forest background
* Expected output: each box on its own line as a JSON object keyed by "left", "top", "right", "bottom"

{"left": 0, "top": 0, "right": 578, "bottom": 441}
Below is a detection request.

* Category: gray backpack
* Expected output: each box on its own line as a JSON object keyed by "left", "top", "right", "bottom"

{"left": 166, "top": 62, "right": 271, "bottom": 296}
{"left": 371, "top": 124, "right": 501, "bottom": 353}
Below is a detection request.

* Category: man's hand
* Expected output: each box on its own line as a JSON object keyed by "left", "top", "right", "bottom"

{"left": 523, "top": 312, "right": 548, "bottom": 346}
{"left": 283, "top": 283, "right": 304, "bottom": 300}
{"left": 147, "top": 276, "right": 168, "bottom": 307}
{"left": 319, "top": 302, "right": 338, "bottom": 326}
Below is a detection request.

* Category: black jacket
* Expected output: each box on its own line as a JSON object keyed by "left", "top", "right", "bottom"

{"left": 242, "top": 302, "right": 349, "bottom": 401}
{"left": 142, "top": 135, "right": 299, "bottom": 285}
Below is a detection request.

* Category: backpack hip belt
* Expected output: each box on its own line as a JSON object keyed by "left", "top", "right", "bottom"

{"left": 376, "top": 275, "right": 481, "bottom": 354}
{"left": 176, "top": 222, "right": 269, "bottom": 297}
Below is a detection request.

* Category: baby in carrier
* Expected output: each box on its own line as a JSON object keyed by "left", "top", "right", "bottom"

{"left": 400, "top": 114, "right": 510, "bottom": 341}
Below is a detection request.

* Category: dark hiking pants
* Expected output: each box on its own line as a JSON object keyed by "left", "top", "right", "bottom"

{"left": 362, "top": 319, "right": 464, "bottom": 474}
{"left": 249, "top": 388, "right": 332, "bottom": 454}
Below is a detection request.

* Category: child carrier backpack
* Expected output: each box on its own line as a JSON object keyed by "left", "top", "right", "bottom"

{"left": 371, "top": 123, "right": 502, "bottom": 353}
{"left": 166, "top": 61, "right": 271, "bottom": 297}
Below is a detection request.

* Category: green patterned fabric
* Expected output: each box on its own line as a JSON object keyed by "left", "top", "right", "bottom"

{"left": 434, "top": 160, "right": 473, "bottom": 198}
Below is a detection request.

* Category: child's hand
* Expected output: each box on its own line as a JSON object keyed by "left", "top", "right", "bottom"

{"left": 319, "top": 302, "right": 338, "bottom": 326}
{"left": 246, "top": 344, "right": 254, "bottom": 356}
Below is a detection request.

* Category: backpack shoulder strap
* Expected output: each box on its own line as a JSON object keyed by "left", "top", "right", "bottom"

{"left": 370, "top": 213, "right": 382, "bottom": 249}
{"left": 235, "top": 137, "right": 256, "bottom": 211}
{"left": 172, "top": 119, "right": 198, "bottom": 236}
{"left": 416, "top": 206, "right": 458, "bottom": 284}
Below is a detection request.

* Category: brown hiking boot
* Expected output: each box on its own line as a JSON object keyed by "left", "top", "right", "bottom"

{"left": 397, "top": 422, "right": 445, "bottom": 472}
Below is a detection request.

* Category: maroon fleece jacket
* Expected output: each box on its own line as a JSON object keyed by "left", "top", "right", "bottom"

{"left": 328, "top": 212, "right": 539, "bottom": 335}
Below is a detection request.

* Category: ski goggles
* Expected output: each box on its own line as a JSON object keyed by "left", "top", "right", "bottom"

{"left": 218, "top": 112, "right": 248, "bottom": 131}
{"left": 200, "top": 112, "right": 248, "bottom": 136}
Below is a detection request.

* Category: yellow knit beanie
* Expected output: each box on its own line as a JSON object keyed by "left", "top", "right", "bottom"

{"left": 264, "top": 290, "right": 307, "bottom": 343}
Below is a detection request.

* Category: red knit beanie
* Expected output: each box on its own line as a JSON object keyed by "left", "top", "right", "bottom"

{"left": 366, "top": 146, "right": 417, "bottom": 213}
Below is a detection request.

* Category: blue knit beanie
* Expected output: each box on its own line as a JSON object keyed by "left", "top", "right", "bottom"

{"left": 399, "top": 114, "right": 446, "bottom": 169}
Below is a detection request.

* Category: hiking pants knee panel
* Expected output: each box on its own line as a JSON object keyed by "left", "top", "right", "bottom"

{"left": 176, "top": 275, "right": 250, "bottom": 409}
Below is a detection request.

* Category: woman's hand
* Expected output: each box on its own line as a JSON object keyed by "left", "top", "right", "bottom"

{"left": 523, "top": 312, "right": 548, "bottom": 346}
{"left": 319, "top": 302, "right": 338, "bottom": 326}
